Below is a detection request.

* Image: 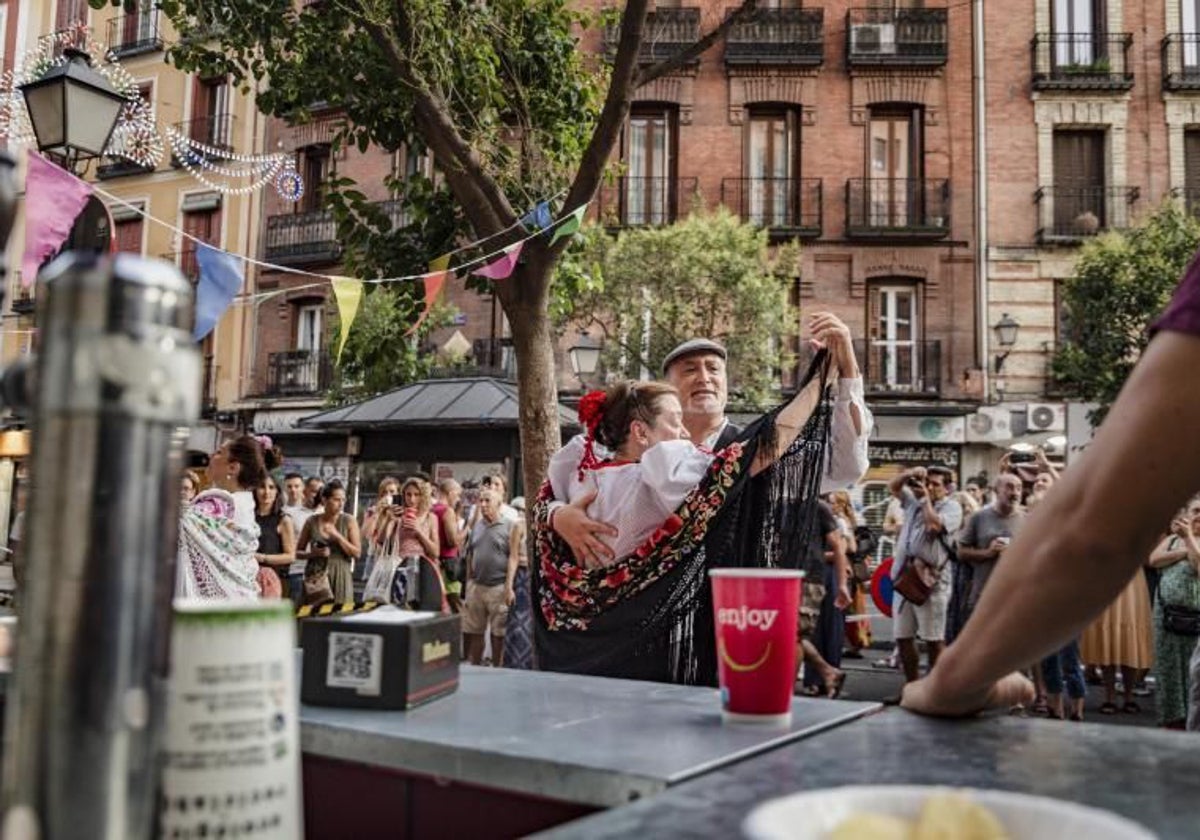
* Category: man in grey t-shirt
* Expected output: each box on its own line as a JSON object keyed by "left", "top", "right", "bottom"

{"left": 463, "top": 489, "right": 519, "bottom": 667}
{"left": 957, "top": 474, "right": 1024, "bottom": 614}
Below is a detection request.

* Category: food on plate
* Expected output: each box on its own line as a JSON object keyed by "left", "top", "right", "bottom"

{"left": 827, "top": 792, "right": 1010, "bottom": 839}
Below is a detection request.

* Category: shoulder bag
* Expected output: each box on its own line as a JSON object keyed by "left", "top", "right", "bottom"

{"left": 1163, "top": 604, "right": 1200, "bottom": 636}
{"left": 893, "top": 531, "right": 957, "bottom": 607}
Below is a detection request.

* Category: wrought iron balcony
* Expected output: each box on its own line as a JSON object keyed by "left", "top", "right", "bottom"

{"left": 725, "top": 8, "right": 824, "bottom": 66}
{"left": 604, "top": 7, "right": 701, "bottom": 64}
{"left": 845, "top": 7, "right": 947, "bottom": 67}
{"left": 721, "top": 177, "right": 822, "bottom": 238}
{"left": 261, "top": 350, "right": 334, "bottom": 397}
{"left": 96, "top": 156, "right": 155, "bottom": 179}
{"left": 107, "top": 11, "right": 164, "bottom": 57}
{"left": 845, "top": 179, "right": 950, "bottom": 239}
{"left": 1034, "top": 185, "right": 1138, "bottom": 243}
{"left": 596, "top": 176, "right": 699, "bottom": 228}
{"left": 1163, "top": 34, "right": 1200, "bottom": 91}
{"left": 10, "top": 287, "right": 34, "bottom": 316}
{"left": 377, "top": 198, "right": 411, "bottom": 230}
{"left": 38, "top": 27, "right": 91, "bottom": 61}
{"left": 171, "top": 114, "right": 235, "bottom": 163}
{"left": 854, "top": 338, "right": 942, "bottom": 397}
{"left": 265, "top": 209, "right": 341, "bottom": 266}
{"left": 1032, "top": 33, "right": 1134, "bottom": 90}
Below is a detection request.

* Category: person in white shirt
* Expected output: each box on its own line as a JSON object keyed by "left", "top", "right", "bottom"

{"left": 281, "top": 472, "right": 315, "bottom": 605}
{"left": 549, "top": 312, "right": 872, "bottom": 566}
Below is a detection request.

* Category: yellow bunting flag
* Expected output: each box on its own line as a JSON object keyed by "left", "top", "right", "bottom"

{"left": 548, "top": 204, "right": 587, "bottom": 246}
{"left": 330, "top": 276, "right": 364, "bottom": 363}
{"left": 428, "top": 254, "right": 452, "bottom": 273}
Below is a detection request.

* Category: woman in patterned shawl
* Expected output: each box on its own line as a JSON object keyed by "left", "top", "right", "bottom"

{"left": 176, "top": 436, "right": 274, "bottom": 600}
{"left": 532, "top": 351, "right": 837, "bottom": 686}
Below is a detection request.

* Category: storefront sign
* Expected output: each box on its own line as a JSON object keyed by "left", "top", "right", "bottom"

{"left": 873, "top": 415, "right": 967, "bottom": 444}
{"left": 252, "top": 409, "right": 321, "bottom": 436}
{"left": 867, "top": 443, "right": 960, "bottom": 470}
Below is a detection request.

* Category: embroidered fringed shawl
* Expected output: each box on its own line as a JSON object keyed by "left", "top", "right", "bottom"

{"left": 532, "top": 352, "right": 835, "bottom": 686}
{"left": 176, "top": 489, "right": 261, "bottom": 600}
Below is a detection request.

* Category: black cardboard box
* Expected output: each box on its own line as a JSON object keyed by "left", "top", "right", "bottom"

{"left": 300, "top": 608, "right": 461, "bottom": 710}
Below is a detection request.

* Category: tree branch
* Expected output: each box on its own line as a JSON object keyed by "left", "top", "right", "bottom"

{"left": 636, "top": 0, "right": 759, "bottom": 88}
{"left": 356, "top": 2, "right": 518, "bottom": 238}
{"left": 559, "top": 0, "right": 651, "bottom": 233}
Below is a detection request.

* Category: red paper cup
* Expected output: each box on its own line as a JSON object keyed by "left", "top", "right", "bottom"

{"left": 710, "top": 568, "right": 805, "bottom": 725}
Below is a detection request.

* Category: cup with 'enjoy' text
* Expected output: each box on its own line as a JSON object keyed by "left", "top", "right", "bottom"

{"left": 710, "top": 568, "right": 805, "bottom": 724}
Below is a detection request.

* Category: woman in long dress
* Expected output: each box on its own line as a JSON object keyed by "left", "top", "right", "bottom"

{"left": 1148, "top": 500, "right": 1200, "bottom": 727}
{"left": 296, "top": 480, "right": 362, "bottom": 604}
{"left": 176, "top": 436, "right": 274, "bottom": 600}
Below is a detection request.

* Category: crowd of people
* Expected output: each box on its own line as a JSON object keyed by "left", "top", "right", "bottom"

{"left": 171, "top": 434, "right": 535, "bottom": 669}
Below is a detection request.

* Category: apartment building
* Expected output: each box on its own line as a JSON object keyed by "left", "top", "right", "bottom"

{"left": 983, "top": 0, "right": 1192, "bottom": 457}
{"left": 5, "top": 0, "right": 264, "bottom": 454}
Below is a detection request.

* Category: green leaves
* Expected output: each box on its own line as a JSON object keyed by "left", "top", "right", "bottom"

{"left": 559, "top": 209, "right": 799, "bottom": 409}
{"left": 1051, "top": 202, "right": 1200, "bottom": 423}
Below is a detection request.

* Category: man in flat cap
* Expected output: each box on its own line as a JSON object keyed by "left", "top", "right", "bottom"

{"left": 552, "top": 311, "right": 872, "bottom": 566}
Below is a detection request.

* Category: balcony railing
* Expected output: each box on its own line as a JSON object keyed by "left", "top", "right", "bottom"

{"left": 596, "top": 176, "right": 698, "bottom": 228}
{"left": 1034, "top": 185, "right": 1138, "bottom": 243}
{"left": 261, "top": 350, "right": 334, "bottom": 397}
{"left": 845, "top": 179, "right": 950, "bottom": 239}
{"left": 96, "top": 156, "right": 155, "bottom": 179}
{"left": 38, "top": 27, "right": 91, "bottom": 61}
{"left": 721, "top": 177, "right": 822, "bottom": 238}
{"left": 845, "top": 7, "right": 948, "bottom": 66}
{"left": 1032, "top": 33, "right": 1134, "bottom": 90}
{"left": 172, "top": 114, "right": 235, "bottom": 159}
{"left": 10, "top": 288, "right": 34, "bottom": 316}
{"left": 1175, "top": 186, "right": 1200, "bottom": 219}
{"left": 265, "top": 209, "right": 340, "bottom": 266}
{"left": 107, "top": 11, "right": 163, "bottom": 57}
{"left": 604, "top": 7, "right": 701, "bottom": 64}
{"left": 854, "top": 338, "right": 942, "bottom": 397}
{"left": 1163, "top": 34, "right": 1200, "bottom": 91}
{"left": 377, "top": 198, "right": 411, "bottom": 230}
{"left": 725, "top": 8, "right": 824, "bottom": 66}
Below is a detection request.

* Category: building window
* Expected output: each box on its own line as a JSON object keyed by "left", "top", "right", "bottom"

{"left": 867, "top": 106, "right": 923, "bottom": 227}
{"left": 55, "top": 0, "right": 87, "bottom": 29}
{"left": 296, "top": 303, "right": 323, "bottom": 353}
{"left": 395, "top": 142, "right": 433, "bottom": 182}
{"left": 1186, "top": 0, "right": 1200, "bottom": 73}
{"left": 1185, "top": 129, "right": 1200, "bottom": 218}
{"left": 114, "top": 217, "right": 143, "bottom": 254}
{"left": 623, "top": 105, "right": 677, "bottom": 225}
{"left": 1053, "top": 0, "right": 1105, "bottom": 64}
{"left": 1052, "top": 129, "right": 1106, "bottom": 234}
{"left": 745, "top": 108, "right": 799, "bottom": 227}
{"left": 867, "top": 282, "right": 921, "bottom": 391}
{"left": 297, "top": 144, "right": 331, "bottom": 213}
{"left": 192, "top": 77, "right": 231, "bottom": 150}
{"left": 181, "top": 207, "right": 220, "bottom": 281}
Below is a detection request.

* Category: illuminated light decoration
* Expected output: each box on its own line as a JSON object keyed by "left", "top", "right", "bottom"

{"left": 0, "top": 24, "right": 162, "bottom": 168}
{"left": 163, "top": 125, "right": 303, "bottom": 199}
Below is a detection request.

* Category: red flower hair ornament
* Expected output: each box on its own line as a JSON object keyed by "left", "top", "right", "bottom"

{"left": 576, "top": 389, "right": 607, "bottom": 479}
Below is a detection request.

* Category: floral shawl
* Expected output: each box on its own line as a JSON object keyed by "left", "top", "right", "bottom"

{"left": 176, "top": 489, "right": 261, "bottom": 600}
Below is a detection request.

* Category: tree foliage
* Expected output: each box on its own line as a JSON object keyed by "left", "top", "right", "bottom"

{"left": 565, "top": 209, "right": 799, "bottom": 408}
{"left": 1052, "top": 202, "right": 1200, "bottom": 422}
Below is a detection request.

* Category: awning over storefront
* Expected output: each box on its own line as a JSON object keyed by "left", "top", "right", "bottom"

{"left": 298, "top": 377, "right": 580, "bottom": 431}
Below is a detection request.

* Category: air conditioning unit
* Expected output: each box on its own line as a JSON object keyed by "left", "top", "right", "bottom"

{"left": 966, "top": 406, "right": 1013, "bottom": 443}
{"left": 1026, "top": 403, "right": 1066, "bottom": 432}
{"left": 851, "top": 23, "right": 897, "bottom": 55}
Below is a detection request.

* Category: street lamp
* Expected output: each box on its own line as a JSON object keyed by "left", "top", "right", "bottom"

{"left": 568, "top": 331, "right": 602, "bottom": 386}
{"left": 993, "top": 313, "right": 1020, "bottom": 374}
{"left": 19, "top": 47, "right": 127, "bottom": 173}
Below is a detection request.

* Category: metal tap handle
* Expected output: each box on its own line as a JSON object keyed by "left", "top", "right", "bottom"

{"left": 1, "top": 252, "right": 200, "bottom": 840}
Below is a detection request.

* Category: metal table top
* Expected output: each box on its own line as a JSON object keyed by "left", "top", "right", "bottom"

{"left": 537, "top": 708, "right": 1200, "bottom": 838}
{"left": 299, "top": 666, "right": 879, "bottom": 808}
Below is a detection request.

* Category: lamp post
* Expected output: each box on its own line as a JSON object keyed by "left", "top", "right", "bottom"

{"left": 568, "top": 331, "right": 602, "bottom": 388}
{"left": 18, "top": 47, "right": 126, "bottom": 175}
{"left": 992, "top": 313, "right": 1020, "bottom": 374}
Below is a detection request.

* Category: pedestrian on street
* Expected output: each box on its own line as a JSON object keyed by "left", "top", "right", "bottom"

{"left": 1148, "top": 498, "right": 1200, "bottom": 728}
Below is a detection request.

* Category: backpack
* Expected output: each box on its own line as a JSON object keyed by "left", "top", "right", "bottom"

{"left": 852, "top": 524, "right": 878, "bottom": 561}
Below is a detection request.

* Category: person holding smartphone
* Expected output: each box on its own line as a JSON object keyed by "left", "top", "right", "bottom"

{"left": 392, "top": 477, "right": 442, "bottom": 610}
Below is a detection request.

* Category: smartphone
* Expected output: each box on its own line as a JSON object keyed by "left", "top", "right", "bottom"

{"left": 1008, "top": 451, "right": 1036, "bottom": 464}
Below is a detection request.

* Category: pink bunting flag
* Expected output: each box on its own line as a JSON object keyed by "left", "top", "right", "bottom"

{"left": 22, "top": 151, "right": 95, "bottom": 287}
{"left": 470, "top": 241, "right": 523, "bottom": 280}
{"left": 404, "top": 270, "right": 449, "bottom": 337}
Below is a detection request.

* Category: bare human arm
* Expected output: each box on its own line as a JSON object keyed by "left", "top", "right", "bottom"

{"left": 1148, "top": 531, "right": 1187, "bottom": 569}
{"left": 902, "top": 331, "right": 1200, "bottom": 717}
{"left": 324, "top": 515, "right": 363, "bottom": 560}
{"left": 547, "top": 490, "right": 620, "bottom": 568}
{"left": 505, "top": 521, "right": 522, "bottom": 605}
{"left": 825, "top": 530, "right": 852, "bottom": 610}
{"left": 255, "top": 516, "right": 297, "bottom": 568}
{"left": 441, "top": 506, "right": 464, "bottom": 551}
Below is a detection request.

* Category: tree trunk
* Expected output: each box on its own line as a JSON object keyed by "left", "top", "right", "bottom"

{"left": 500, "top": 253, "right": 561, "bottom": 499}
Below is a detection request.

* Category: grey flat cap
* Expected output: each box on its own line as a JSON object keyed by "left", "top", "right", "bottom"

{"left": 661, "top": 338, "right": 727, "bottom": 374}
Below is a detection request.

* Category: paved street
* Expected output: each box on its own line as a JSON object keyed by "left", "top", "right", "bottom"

{"left": 828, "top": 646, "right": 1162, "bottom": 728}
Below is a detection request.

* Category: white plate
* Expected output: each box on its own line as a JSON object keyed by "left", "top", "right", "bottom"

{"left": 742, "top": 785, "right": 1155, "bottom": 840}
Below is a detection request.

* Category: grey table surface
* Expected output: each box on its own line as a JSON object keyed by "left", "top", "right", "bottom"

{"left": 299, "top": 666, "right": 879, "bottom": 808}
{"left": 536, "top": 708, "right": 1200, "bottom": 838}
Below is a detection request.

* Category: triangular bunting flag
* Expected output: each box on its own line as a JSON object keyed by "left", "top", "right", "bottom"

{"left": 548, "top": 204, "right": 587, "bottom": 246}
{"left": 404, "top": 270, "right": 448, "bottom": 337}
{"left": 471, "top": 241, "right": 523, "bottom": 280}
{"left": 428, "top": 254, "right": 452, "bottom": 273}
{"left": 22, "top": 151, "right": 94, "bottom": 287}
{"left": 520, "top": 201, "right": 554, "bottom": 232}
{"left": 193, "top": 244, "right": 245, "bottom": 341}
{"left": 330, "top": 276, "right": 365, "bottom": 363}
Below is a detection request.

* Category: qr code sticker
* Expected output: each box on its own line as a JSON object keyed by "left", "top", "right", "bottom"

{"left": 326, "top": 632, "right": 383, "bottom": 696}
